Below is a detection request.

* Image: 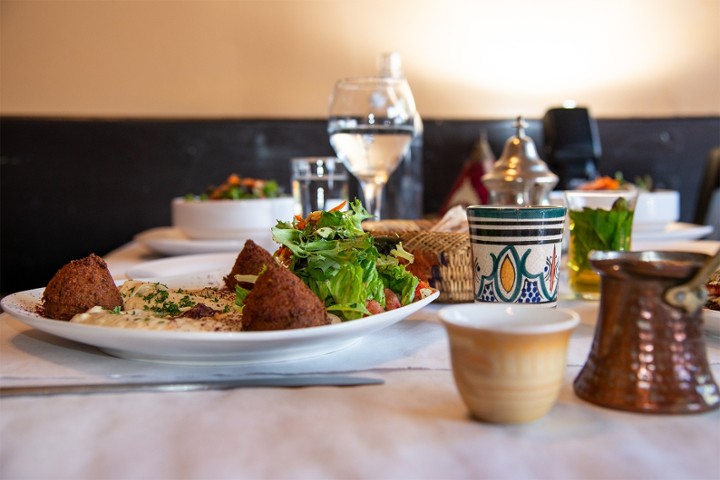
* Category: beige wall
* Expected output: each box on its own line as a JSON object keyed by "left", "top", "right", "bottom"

{"left": 1, "top": 0, "right": 719, "bottom": 119}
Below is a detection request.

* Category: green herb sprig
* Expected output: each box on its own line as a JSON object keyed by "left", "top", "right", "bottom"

{"left": 569, "top": 197, "right": 635, "bottom": 272}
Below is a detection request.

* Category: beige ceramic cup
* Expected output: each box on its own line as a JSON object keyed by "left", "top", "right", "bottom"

{"left": 439, "top": 304, "right": 579, "bottom": 424}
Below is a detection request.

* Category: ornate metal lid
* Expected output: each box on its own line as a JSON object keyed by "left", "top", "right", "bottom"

{"left": 482, "top": 116, "right": 559, "bottom": 205}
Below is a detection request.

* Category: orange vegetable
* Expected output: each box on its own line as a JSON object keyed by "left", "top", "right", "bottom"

{"left": 578, "top": 176, "right": 621, "bottom": 191}
{"left": 294, "top": 214, "right": 305, "bottom": 230}
{"left": 329, "top": 200, "right": 347, "bottom": 212}
{"left": 274, "top": 246, "right": 293, "bottom": 267}
{"left": 295, "top": 202, "right": 347, "bottom": 230}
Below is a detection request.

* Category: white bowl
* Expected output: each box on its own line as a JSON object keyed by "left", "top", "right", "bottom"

{"left": 633, "top": 190, "right": 680, "bottom": 233}
{"left": 172, "top": 197, "right": 294, "bottom": 240}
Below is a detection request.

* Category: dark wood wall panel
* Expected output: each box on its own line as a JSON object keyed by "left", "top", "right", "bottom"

{"left": 2, "top": 116, "right": 718, "bottom": 294}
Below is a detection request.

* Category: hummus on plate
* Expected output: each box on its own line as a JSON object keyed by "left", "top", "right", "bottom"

{"left": 69, "top": 280, "right": 244, "bottom": 332}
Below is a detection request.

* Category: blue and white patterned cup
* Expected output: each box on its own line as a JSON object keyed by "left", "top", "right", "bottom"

{"left": 466, "top": 206, "right": 567, "bottom": 307}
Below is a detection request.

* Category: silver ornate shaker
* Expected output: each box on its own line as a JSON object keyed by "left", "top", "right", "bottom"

{"left": 482, "top": 116, "right": 559, "bottom": 205}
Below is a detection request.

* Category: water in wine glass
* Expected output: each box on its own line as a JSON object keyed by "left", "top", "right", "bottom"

{"left": 327, "top": 76, "right": 416, "bottom": 219}
{"left": 328, "top": 120, "right": 413, "bottom": 185}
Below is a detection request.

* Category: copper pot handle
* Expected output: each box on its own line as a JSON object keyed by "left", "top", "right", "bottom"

{"left": 664, "top": 250, "right": 720, "bottom": 313}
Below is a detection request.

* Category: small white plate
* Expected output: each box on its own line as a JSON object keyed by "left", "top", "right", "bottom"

{"left": 633, "top": 222, "right": 675, "bottom": 233}
{"left": 0, "top": 274, "right": 440, "bottom": 365}
{"left": 126, "top": 253, "right": 237, "bottom": 279}
{"left": 632, "top": 223, "right": 713, "bottom": 250}
{"left": 134, "top": 227, "right": 279, "bottom": 256}
{"left": 642, "top": 240, "right": 719, "bottom": 256}
{"left": 703, "top": 309, "right": 720, "bottom": 337}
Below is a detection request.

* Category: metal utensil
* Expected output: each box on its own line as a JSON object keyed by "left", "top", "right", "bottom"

{"left": 0, "top": 375, "right": 384, "bottom": 398}
{"left": 665, "top": 250, "right": 720, "bottom": 312}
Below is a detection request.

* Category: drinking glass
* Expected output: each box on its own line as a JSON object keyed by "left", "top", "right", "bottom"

{"left": 564, "top": 189, "right": 638, "bottom": 300}
{"left": 291, "top": 157, "right": 348, "bottom": 216}
{"left": 327, "top": 77, "right": 416, "bottom": 220}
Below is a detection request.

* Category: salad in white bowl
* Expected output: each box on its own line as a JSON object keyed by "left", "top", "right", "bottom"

{"left": 173, "top": 174, "right": 294, "bottom": 240}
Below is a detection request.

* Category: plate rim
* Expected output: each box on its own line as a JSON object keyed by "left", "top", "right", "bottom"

{"left": 126, "top": 252, "right": 238, "bottom": 279}
{"left": 0, "top": 279, "right": 440, "bottom": 364}
{"left": 703, "top": 308, "right": 720, "bottom": 336}
{"left": 633, "top": 222, "right": 713, "bottom": 242}
{"left": 134, "top": 226, "right": 277, "bottom": 256}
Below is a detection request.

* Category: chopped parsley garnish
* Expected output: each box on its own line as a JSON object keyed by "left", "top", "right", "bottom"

{"left": 178, "top": 295, "right": 195, "bottom": 309}
{"left": 140, "top": 285, "right": 196, "bottom": 317}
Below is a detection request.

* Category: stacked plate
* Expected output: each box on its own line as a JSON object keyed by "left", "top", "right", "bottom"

{"left": 632, "top": 190, "right": 713, "bottom": 250}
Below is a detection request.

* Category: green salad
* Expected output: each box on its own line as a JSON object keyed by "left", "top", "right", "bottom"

{"left": 271, "top": 200, "right": 427, "bottom": 321}
{"left": 185, "top": 174, "right": 281, "bottom": 200}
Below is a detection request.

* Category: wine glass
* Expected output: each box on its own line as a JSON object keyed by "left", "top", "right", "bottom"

{"left": 327, "top": 76, "right": 416, "bottom": 220}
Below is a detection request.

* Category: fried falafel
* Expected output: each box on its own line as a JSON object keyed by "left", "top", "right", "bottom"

{"left": 42, "top": 253, "right": 123, "bottom": 321}
{"left": 223, "top": 239, "right": 278, "bottom": 291}
{"left": 242, "top": 265, "right": 328, "bottom": 331}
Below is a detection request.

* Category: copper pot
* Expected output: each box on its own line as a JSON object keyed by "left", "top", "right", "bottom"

{"left": 574, "top": 250, "right": 719, "bottom": 414}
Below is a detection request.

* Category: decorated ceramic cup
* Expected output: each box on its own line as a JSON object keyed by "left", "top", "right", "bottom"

{"left": 466, "top": 206, "right": 566, "bottom": 307}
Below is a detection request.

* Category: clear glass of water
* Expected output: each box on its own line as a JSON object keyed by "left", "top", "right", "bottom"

{"left": 291, "top": 157, "right": 348, "bottom": 217}
{"left": 327, "top": 77, "right": 416, "bottom": 220}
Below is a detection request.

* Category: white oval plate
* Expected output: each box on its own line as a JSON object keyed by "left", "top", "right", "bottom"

{"left": 134, "top": 227, "right": 279, "bottom": 256}
{"left": 126, "top": 253, "right": 237, "bottom": 279}
{"left": 1, "top": 274, "right": 439, "bottom": 365}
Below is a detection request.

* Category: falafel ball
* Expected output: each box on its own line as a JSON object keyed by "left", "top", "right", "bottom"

{"left": 243, "top": 266, "right": 328, "bottom": 331}
{"left": 42, "top": 254, "right": 123, "bottom": 321}
{"left": 223, "top": 239, "right": 278, "bottom": 291}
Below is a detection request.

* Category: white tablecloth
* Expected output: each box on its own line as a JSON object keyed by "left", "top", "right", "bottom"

{"left": 1, "top": 241, "right": 719, "bottom": 480}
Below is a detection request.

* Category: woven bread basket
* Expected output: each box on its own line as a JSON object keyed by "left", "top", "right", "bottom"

{"left": 363, "top": 220, "right": 474, "bottom": 303}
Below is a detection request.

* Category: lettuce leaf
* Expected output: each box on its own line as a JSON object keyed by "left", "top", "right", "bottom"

{"left": 271, "top": 199, "right": 417, "bottom": 321}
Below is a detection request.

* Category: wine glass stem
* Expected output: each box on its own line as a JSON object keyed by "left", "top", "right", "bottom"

{"left": 360, "top": 180, "right": 385, "bottom": 219}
